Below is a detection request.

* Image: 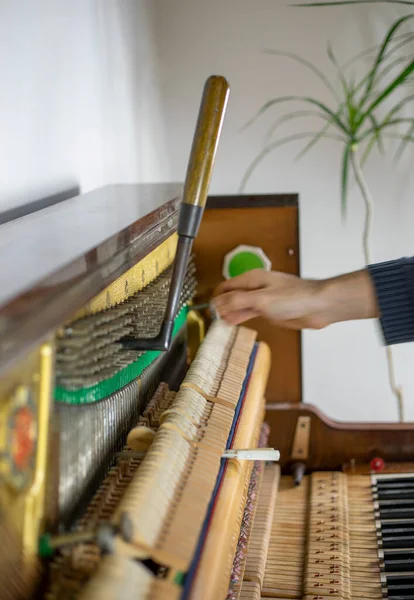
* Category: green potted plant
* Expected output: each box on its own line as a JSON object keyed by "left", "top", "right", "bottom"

{"left": 241, "top": 7, "right": 414, "bottom": 420}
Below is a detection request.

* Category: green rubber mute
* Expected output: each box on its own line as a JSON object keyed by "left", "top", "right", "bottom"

{"left": 38, "top": 533, "right": 53, "bottom": 558}
{"left": 223, "top": 245, "right": 271, "bottom": 280}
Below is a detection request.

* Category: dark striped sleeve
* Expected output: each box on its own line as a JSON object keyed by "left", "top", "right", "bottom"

{"left": 368, "top": 257, "right": 414, "bottom": 345}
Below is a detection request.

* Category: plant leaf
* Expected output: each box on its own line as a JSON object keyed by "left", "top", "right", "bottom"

{"left": 242, "top": 95, "right": 350, "bottom": 135}
{"left": 263, "top": 48, "right": 341, "bottom": 102}
{"left": 341, "top": 144, "right": 351, "bottom": 217}
{"left": 362, "top": 15, "right": 414, "bottom": 106}
{"left": 239, "top": 131, "right": 338, "bottom": 192}
{"left": 383, "top": 132, "right": 414, "bottom": 141}
{"left": 340, "top": 32, "right": 412, "bottom": 73}
{"left": 361, "top": 134, "right": 377, "bottom": 167}
{"left": 371, "top": 55, "right": 413, "bottom": 91}
{"left": 337, "top": 34, "right": 414, "bottom": 103}
{"left": 359, "top": 61, "right": 414, "bottom": 126}
{"left": 360, "top": 115, "right": 384, "bottom": 166}
{"left": 359, "top": 117, "right": 414, "bottom": 140}
{"left": 327, "top": 42, "right": 353, "bottom": 102}
{"left": 395, "top": 121, "right": 414, "bottom": 158}
{"left": 370, "top": 114, "right": 385, "bottom": 153}
{"left": 296, "top": 122, "right": 333, "bottom": 157}
{"left": 382, "top": 94, "right": 414, "bottom": 125}
{"left": 264, "top": 110, "right": 326, "bottom": 145}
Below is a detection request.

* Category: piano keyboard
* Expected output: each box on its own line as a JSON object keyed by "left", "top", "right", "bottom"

{"left": 236, "top": 471, "right": 414, "bottom": 600}
{"left": 372, "top": 474, "right": 414, "bottom": 599}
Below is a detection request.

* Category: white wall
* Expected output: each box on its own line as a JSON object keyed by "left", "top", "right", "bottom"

{"left": 154, "top": 0, "right": 414, "bottom": 421}
{"left": 0, "top": 0, "right": 170, "bottom": 213}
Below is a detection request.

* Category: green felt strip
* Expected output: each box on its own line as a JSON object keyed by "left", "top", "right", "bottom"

{"left": 54, "top": 308, "right": 188, "bottom": 405}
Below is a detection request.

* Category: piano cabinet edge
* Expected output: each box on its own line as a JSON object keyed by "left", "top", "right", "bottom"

{"left": 265, "top": 401, "right": 414, "bottom": 471}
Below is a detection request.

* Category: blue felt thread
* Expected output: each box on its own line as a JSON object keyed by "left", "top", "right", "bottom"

{"left": 181, "top": 344, "right": 258, "bottom": 599}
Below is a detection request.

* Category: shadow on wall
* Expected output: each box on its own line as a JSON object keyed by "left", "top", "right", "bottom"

{"left": 0, "top": 185, "right": 80, "bottom": 225}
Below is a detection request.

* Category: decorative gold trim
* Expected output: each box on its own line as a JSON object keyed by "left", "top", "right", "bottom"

{"left": 0, "top": 341, "right": 54, "bottom": 585}
{"left": 74, "top": 233, "right": 178, "bottom": 319}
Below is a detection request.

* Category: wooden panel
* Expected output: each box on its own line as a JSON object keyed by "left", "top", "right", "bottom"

{"left": 266, "top": 402, "right": 414, "bottom": 470}
{"left": 193, "top": 195, "right": 301, "bottom": 403}
{"left": 0, "top": 184, "right": 181, "bottom": 376}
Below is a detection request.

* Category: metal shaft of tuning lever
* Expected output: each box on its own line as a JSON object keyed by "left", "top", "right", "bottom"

{"left": 121, "top": 75, "right": 229, "bottom": 352}
{"left": 189, "top": 302, "right": 219, "bottom": 320}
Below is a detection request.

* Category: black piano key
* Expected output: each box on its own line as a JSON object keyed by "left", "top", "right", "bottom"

{"left": 385, "top": 560, "right": 414, "bottom": 571}
{"left": 378, "top": 519, "right": 414, "bottom": 527}
{"left": 373, "top": 477, "right": 414, "bottom": 490}
{"left": 379, "top": 509, "right": 414, "bottom": 519}
{"left": 381, "top": 530, "right": 414, "bottom": 540}
{"left": 382, "top": 530, "right": 414, "bottom": 538}
{"left": 388, "top": 586, "right": 414, "bottom": 596}
{"left": 381, "top": 524, "right": 414, "bottom": 531}
{"left": 387, "top": 586, "right": 414, "bottom": 596}
{"left": 376, "top": 489, "right": 414, "bottom": 500}
{"left": 384, "top": 550, "right": 414, "bottom": 557}
{"left": 375, "top": 478, "right": 414, "bottom": 597}
{"left": 386, "top": 573, "right": 414, "bottom": 582}
{"left": 383, "top": 537, "right": 414, "bottom": 549}
{"left": 379, "top": 500, "right": 414, "bottom": 507}
{"left": 377, "top": 488, "right": 414, "bottom": 496}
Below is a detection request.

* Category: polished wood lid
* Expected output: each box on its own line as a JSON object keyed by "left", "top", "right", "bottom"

{"left": 0, "top": 183, "right": 182, "bottom": 374}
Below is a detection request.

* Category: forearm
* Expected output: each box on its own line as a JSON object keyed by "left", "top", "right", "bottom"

{"left": 314, "top": 258, "right": 414, "bottom": 344}
{"left": 212, "top": 258, "right": 414, "bottom": 342}
{"left": 316, "top": 269, "right": 380, "bottom": 327}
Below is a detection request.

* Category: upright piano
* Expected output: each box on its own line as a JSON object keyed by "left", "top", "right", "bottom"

{"left": 2, "top": 76, "right": 414, "bottom": 600}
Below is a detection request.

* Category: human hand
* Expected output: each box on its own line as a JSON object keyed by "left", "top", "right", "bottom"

{"left": 212, "top": 268, "right": 379, "bottom": 329}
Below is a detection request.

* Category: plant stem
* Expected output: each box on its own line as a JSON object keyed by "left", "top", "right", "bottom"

{"left": 350, "top": 148, "right": 404, "bottom": 421}
{"left": 350, "top": 148, "right": 374, "bottom": 264}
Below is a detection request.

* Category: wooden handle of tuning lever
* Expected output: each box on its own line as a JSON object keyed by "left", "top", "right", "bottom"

{"left": 178, "top": 75, "right": 229, "bottom": 238}
{"left": 183, "top": 75, "right": 229, "bottom": 209}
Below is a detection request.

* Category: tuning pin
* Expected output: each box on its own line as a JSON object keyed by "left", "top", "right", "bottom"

{"left": 292, "top": 462, "right": 306, "bottom": 486}
{"left": 189, "top": 302, "right": 219, "bottom": 320}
